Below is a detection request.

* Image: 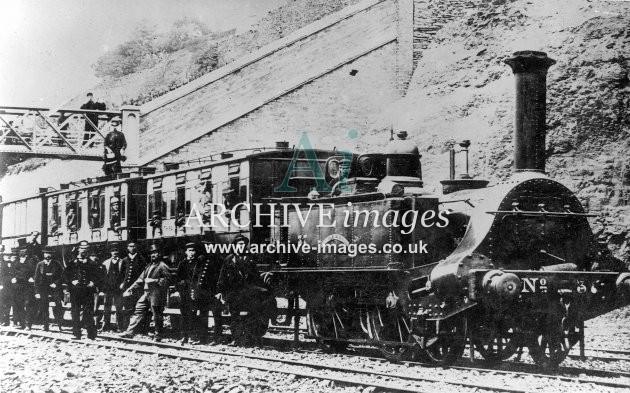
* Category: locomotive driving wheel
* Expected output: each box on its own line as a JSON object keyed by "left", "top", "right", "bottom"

{"left": 306, "top": 308, "right": 348, "bottom": 352}
{"left": 472, "top": 318, "right": 522, "bottom": 363}
{"left": 419, "top": 317, "right": 467, "bottom": 365}
{"left": 366, "top": 307, "right": 412, "bottom": 362}
{"left": 527, "top": 300, "right": 576, "bottom": 370}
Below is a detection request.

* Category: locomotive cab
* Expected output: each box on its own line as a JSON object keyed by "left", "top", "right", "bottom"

{"left": 377, "top": 131, "right": 423, "bottom": 195}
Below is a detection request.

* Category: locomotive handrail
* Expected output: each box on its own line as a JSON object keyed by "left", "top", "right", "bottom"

{"left": 485, "top": 210, "right": 597, "bottom": 217}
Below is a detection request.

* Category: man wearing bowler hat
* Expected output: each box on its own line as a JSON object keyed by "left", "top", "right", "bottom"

{"left": 34, "top": 247, "right": 64, "bottom": 331}
{"left": 120, "top": 244, "right": 173, "bottom": 342}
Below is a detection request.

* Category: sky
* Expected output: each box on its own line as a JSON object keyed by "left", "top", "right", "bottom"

{"left": 0, "top": 0, "right": 285, "bottom": 107}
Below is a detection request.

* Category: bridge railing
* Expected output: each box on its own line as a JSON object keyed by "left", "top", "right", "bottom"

{"left": 0, "top": 106, "right": 123, "bottom": 160}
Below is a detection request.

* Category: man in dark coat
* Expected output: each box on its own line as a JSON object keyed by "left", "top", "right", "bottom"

{"left": 119, "top": 242, "right": 146, "bottom": 330}
{"left": 80, "top": 92, "right": 106, "bottom": 147}
{"left": 175, "top": 242, "right": 222, "bottom": 344}
{"left": 64, "top": 246, "right": 103, "bottom": 339}
{"left": 103, "top": 120, "right": 127, "bottom": 176}
{"left": 216, "top": 235, "right": 264, "bottom": 344}
{"left": 0, "top": 248, "right": 15, "bottom": 326}
{"left": 98, "top": 248, "right": 125, "bottom": 331}
{"left": 33, "top": 248, "right": 64, "bottom": 331}
{"left": 10, "top": 248, "right": 37, "bottom": 330}
{"left": 120, "top": 244, "right": 173, "bottom": 342}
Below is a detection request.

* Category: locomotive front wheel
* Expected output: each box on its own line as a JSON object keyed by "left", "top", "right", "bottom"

{"left": 421, "top": 317, "right": 467, "bottom": 365}
{"left": 472, "top": 319, "right": 522, "bottom": 363}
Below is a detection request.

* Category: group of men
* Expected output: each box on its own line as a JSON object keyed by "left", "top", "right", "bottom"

{"left": 0, "top": 235, "right": 262, "bottom": 344}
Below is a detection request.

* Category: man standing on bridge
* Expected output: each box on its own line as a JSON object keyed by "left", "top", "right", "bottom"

{"left": 80, "top": 92, "right": 107, "bottom": 147}
{"left": 103, "top": 119, "right": 127, "bottom": 177}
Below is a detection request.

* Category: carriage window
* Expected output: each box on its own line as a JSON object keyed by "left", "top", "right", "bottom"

{"left": 110, "top": 195, "right": 121, "bottom": 228}
{"left": 88, "top": 194, "right": 105, "bottom": 228}
{"left": 176, "top": 187, "right": 186, "bottom": 213}
{"left": 66, "top": 200, "right": 80, "bottom": 231}
{"left": 50, "top": 201, "right": 61, "bottom": 235}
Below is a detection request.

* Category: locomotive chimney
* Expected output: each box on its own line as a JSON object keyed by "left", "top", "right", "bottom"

{"left": 504, "top": 51, "right": 556, "bottom": 173}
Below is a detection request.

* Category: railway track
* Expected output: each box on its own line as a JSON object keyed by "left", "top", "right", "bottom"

{"left": 3, "top": 326, "right": 630, "bottom": 393}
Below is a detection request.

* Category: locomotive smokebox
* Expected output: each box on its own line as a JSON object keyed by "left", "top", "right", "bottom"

{"left": 504, "top": 51, "right": 556, "bottom": 173}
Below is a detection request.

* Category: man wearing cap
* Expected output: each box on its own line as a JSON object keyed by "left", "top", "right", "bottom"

{"left": 175, "top": 242, "right": 221, "bottom": 344}
{"left": 120, "top": 244, "right": 173, "bottom": 342}
{"left": 34, "top": 248, "right": 64, "bottom": 331}
{"left": 98, "top": 247, "right": 125, "bottom": 332}
{"left": 120, "top": 242, "right": 146, "bottom": 330}
{"left": 216, "top": 235, "right": 262, "bottom": 344}
{"left": 11, "top": 248, "right": 37, "bottom": 330}
{"left": 0, "top": 248, "right": 15, "bottom": 326}
{"left": 64, "top": 247, "right": 103, "bottom": 339}
{"left": 103, "top": 119, "right": 127, "bottom": 177}
{"left": 80, "top": 92, "right": 107, "bottom": 147}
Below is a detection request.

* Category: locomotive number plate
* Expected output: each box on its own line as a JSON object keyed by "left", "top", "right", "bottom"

{"left": 521, "top": 277, "right": 548, "bottom": 293}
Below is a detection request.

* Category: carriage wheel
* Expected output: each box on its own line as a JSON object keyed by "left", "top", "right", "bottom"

{"left": 472, "top": 318, "right": 522, "bottom": 363}
{"left": 527, "top": 315, "right": 574, "bottom": 370}
{"left": 421, "top": 317, "right": 467, "bottom": 365}
{"left": 367, "top": 307, "right": 412, "bottom": 362}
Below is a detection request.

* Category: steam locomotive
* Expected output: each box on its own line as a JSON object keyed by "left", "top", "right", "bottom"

{"left": 1, "top": 51, "right": 628, "bottom": 369}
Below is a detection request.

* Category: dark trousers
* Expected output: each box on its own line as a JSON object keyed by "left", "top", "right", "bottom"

{"left": 36, "top": 289, "right": 63, "bottom": 329}
{"left": 126, "top": 292, "right": 164, "bottom": 337}
{"left": 0, "top": 288, "right": 12, "bottom": 325}
{"left": 70, "top": 288, "right": 96, "bottom": 339}
{"left": 180, "top": 297, "right": 223, "bottom": 340}
{"left": 96, "top": 291, "right": 123, "bottom": 330}
{"left": 12, "top": 286, "right": 34, "bottom": 328}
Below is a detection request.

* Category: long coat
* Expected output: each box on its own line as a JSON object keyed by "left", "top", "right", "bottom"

{"left": 127, "top": 262, "right": 173, "bottom": 306}
{"left": 175, "top": 255, "right": 221, "bottom": 302}
{"left": 34, "top": 260, "right": 64, "bottom": 296}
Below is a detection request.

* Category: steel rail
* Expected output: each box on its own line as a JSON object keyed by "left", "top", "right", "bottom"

{"left": 1, "top": 327, "right": 529, "bottom": 393}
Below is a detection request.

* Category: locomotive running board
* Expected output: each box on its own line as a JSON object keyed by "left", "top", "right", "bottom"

{"left": 485, "top": 210, "right": 597, "bottom": 217}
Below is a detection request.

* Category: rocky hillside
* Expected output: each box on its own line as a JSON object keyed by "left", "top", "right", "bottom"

{"left": 367, "top": 0, "right": 630, "bottom": 261}
{"left": 63, "top": 0, "right": 361, "bottom": 110}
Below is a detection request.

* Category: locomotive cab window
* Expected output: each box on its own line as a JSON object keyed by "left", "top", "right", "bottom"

{"left": 110, "top": 194, "right": 122, "bottom": 229}
{"left": 386, "top": 154, "right": 421, "bottom": 178}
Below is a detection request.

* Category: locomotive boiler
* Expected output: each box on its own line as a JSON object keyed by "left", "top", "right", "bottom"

{"left": 269, "top": 51, "right": 630, "bottom": 369}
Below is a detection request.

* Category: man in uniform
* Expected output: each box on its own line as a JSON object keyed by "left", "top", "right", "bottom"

{"left": 11, "top": 248, "right": 37, "bottom": 330}
{"left": 103, "top": 120, "right": 127, "bottom": 177}
{"left": 80, "top": 92, "right": 106, "bottom": 147}
{"left": 175, "top": 242, "right": 222, "bottom": 344}
{"left": 120, "top": 242, "right": 146, "bottom": 330}
{"left": 98, "top": 247, "right": 125, "bottom": 331}
{"left": 0, "top": 247, "right": 15, "bottom": 326}
{"left": 64, "top": 246, "right": 103, "bottom": 339}
{"left": 33, "top": 248, "right": 64, "bottom": 331}
{"left": 216, "top": 235, "right": 262, "bottom": 345}
{"left": 120, "top": 244, "right": 173, "bottom": 342}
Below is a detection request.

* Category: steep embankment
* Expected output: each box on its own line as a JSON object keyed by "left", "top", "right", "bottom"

{"left": 0, "top": 0, "right": 360, "bottom": 200}
{"left": 369, "top": 0, "right": 630, "bottom": 260}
